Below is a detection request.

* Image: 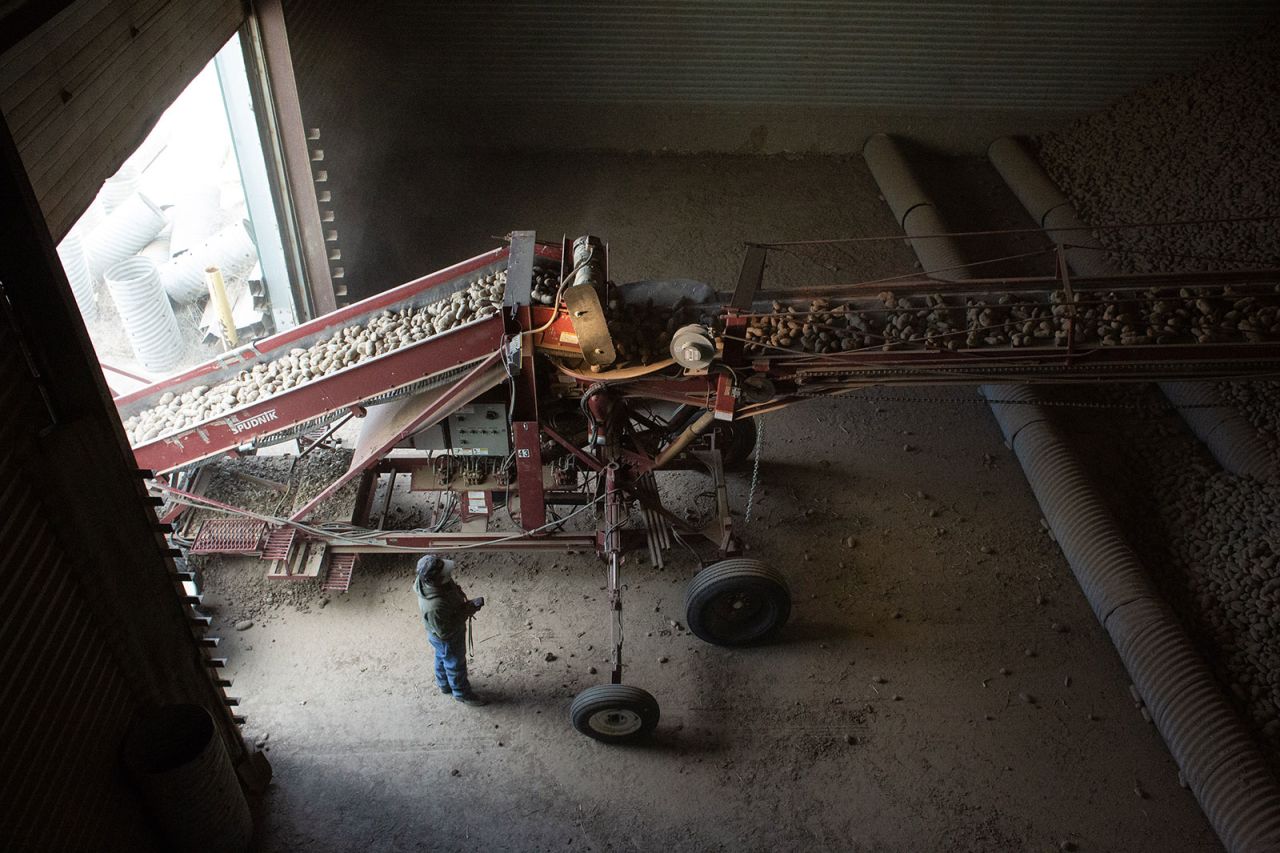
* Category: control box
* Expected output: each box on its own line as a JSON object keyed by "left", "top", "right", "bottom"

{"left": 400, "top": 403, "right": 510, "bottom": 456}
{"left": 448, "top": 404, "right": 510, "bottom": 455}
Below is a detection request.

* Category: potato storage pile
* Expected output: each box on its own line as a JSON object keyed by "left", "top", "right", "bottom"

{"left": 123, "top": 271, "right": 507, "bottom": 445}
{"left": 1037, "top": 37, "right": 1280, "bottom": 274}
{"left": 742, "top": 284, "right": 1280, "bottom": 355}
{"left": 1036, "top": 35, "right": 1280, "bottom": 758}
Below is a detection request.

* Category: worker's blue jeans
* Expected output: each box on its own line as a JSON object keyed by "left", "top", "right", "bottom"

{"left": 428, "top": 631, "right": 471, "bottom": 696}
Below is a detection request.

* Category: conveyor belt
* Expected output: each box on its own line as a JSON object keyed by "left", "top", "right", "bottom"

{"left": 725, "top": 269, "right": 1280, "bottom": 386}
{"left": 117, "top": 244, "right": 558, "bottom": 474}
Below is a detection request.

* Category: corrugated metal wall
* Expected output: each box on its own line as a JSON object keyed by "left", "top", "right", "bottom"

{"left": 0, "top": 302, "right": 156, "bottom": 851}
{"left": 0, "top": 114, "right": 251, "bottom": 850}
{"left": 375, "top": 0, "right": 1275, "bottom": 109}
{"left": 0, "top": 0, "right": 246, "bottom": 242}
{"left": 276, "top": 1, "right": 1275, "bottom": 301}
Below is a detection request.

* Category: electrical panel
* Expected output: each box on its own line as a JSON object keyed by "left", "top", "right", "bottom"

{"left": 399, "top": 403, "right": 510, "bottom": 456}
{"left": 449, "top": 404, "right": 509, "bottom": 455}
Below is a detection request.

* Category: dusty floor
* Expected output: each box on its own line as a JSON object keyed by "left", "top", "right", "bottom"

{"left": 190, "top": 150, "right": 1234, "bottom": 852}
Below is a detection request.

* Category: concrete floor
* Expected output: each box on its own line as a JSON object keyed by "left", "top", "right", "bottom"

{"left": 207, "top": 151, "right": 1222, "bottom": 852}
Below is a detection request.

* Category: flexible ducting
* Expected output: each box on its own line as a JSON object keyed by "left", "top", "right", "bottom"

{"left": 160, "top": 222, "right": 258, "bottom": 303}
{"left": 84, "top": 192, "right": 167, "bottom": 283}
{"left": 862, "top": 133, "right": 968, "bottom": 281}
{"left": 169, "top": 184, "right": 223, "bottom": 258}
{"left": 55, "top": 231, "right": 97, "bottom": 320}
{"left": 1158, "top": 381, "right": 1278, "bottom": 481}
{"left": 866, "top": 137, "right": 1280, "bottom": 851}
{"left": 985, "top": 385, "right": 1280, "bottom": 853}
{"left": 97, "top": 163, "right": 140, "bottom": 215}
{"left": 122, "top": 704, "right": 252, "bottom": 853}
{"left": 105, "top": 257, "right": 184, "bottom": 373}
{"left": 988, "top": 136, "right": 1276, "bottom": 483}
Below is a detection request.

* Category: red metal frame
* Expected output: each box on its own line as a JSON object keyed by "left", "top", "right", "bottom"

{"left": 143, "top": 240, "right": 1280, "bottom": 579}
{"left": 289, "top": 351, "right": 507, "bottom": 521}
{"left": 118, "top": 244, "right": 561, "bottom": 474}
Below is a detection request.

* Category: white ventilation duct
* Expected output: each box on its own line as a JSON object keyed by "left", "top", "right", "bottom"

{"left": 160, "top": 222, "right": 258, "bottom": 303}
{"left": 105, "top": 257, "right": 184, "bottom": 373}
{"left": 56, "top": 231, "right": 97, "bottom": 321}
{"left": 84, "top": 193, "right": 166, "bottom": 282}
{"left": 168, "top": 184, "right": 222, "bottom": 258}
{"left": 97, "top": 163, "right": 140, "bottom": 214}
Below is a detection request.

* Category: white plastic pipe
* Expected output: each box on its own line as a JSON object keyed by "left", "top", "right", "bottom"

{"left": 863, "top": 133, "right": 968, "bottom": 280}
{"left": 984, "top": 385, "right": 1280, "bottom": 853}
{"left": 56, "top": 231, "right": 97, "bottom": 320}
{"left": 97, "top": 163, "right": 140, "bottom": 214}
{"left": 160, "top": 222, "right": 257, "bottom": 303}
{"left": 168, "top": 184, "right": 222, "bottom": 258}
{"left": 84, "top": 192, "right": 166, "bottom": 282}
{"left": 105, "top": 257, "right": 184, "bottom": 373}
{"left": 867, "top": 138, "right": 1280, "bottom": 851}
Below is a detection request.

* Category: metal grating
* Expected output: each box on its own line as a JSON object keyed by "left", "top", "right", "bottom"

{"left": 191, "top": 519, "right": 268, "bottom": 555}
{"left": 260, "top": 526, "right": 297, "bottom": 562}
{"left": 321, "top": 554, "right": 357, "bottom": 592}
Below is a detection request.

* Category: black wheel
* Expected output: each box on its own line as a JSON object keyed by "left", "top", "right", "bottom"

{"left": 685, "top": 558, "right": 791, "bottom": 646}
{"left": 569, "top": 684, "right": 660, "bottom": 743}
{"left": 706, "top": 417, "right": 757, "bottom": 469}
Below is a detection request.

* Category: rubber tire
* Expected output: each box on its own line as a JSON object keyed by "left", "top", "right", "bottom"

{"left": 685, "top": 558, "right": 791, "bottom": 646}
{"left": 708, "top": 417, "right": 757, "bottom": 469}
{"left": 570, "top": 684, "right": 661, "bottom": 744}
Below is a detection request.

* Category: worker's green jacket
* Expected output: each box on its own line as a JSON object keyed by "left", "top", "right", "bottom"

{"left": 414, "top": 576, "right": 472, "bottom": 639}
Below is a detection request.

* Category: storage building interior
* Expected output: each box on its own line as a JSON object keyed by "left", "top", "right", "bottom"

{"left": 2, "top": 2, "right": 1280, "bottom": 851}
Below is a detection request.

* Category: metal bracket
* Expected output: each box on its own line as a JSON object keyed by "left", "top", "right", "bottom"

{"left": 564, "top": 284, "right": 616, "bottom": 366}
{"left": 732, "top": 245, "right": 768, "bottom": 310}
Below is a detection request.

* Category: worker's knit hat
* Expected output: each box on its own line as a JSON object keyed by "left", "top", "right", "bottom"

{"left": 416, "top": 554, "right": 453, "bottom": 583}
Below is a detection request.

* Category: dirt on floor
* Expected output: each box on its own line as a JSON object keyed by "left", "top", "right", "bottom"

{"left": 187, "top": 148, "right": 1237, "bottom": 852}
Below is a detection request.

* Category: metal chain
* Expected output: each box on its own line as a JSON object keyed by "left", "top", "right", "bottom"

{"left": 744, "top": 416, "right": 764, "bottom": 524}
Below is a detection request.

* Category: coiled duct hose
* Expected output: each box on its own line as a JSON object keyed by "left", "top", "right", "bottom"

{"left": 984, "top": 385, "right": 1280, "bottom": 852}
{"left": 864, "top": 134, "right": 1280, "bottom": 850}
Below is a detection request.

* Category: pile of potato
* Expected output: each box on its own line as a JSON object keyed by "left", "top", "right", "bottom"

{"left": 124, "top": 271, "right": 507, "bottom": 445}
{"left": 742, "top": 284, "right": 1280, "bottom": 355}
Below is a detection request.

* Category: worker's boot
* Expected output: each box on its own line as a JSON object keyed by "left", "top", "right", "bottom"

{"left": 438, "top": 685, "right": 452, "bottom": 695}
{"left": 454, "top": 692, "right": 488, "bottom": 707}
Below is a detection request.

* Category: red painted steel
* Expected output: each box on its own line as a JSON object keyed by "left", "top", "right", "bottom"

{"left": 119, "top": 242, "right": 564, "bottom": 475}
{"left": 321, "top": 554, "right": 357, "bottom": 592}
{"left": 190, "top": 519, "right": 268, "bottom": 555}
{"left": 512, "top": 421, "right": 545, "bottom": 529}
{"left": 130, "top": 320, "right": 506, "bottom": 474}
{"left": 289, "top": 353, "right": 507, "bottom": 521}
{"left": 260, "top": 527, "right": 297, "bottom": 562}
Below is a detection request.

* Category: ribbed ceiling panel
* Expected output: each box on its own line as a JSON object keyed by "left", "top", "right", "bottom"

{"left": 377, "top": 0, "right": 1275, "bottom": 110}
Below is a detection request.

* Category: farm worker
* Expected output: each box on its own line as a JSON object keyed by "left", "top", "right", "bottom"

{"left": 413, "top": 554, "right": 487, "bottom": 706}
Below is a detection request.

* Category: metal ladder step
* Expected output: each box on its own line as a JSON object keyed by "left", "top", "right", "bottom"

{"left": 322, "top": 554, "right": 357, "bottom": 592}
{"left": 260, "top": 526, "right": 297, "bottom": 562}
